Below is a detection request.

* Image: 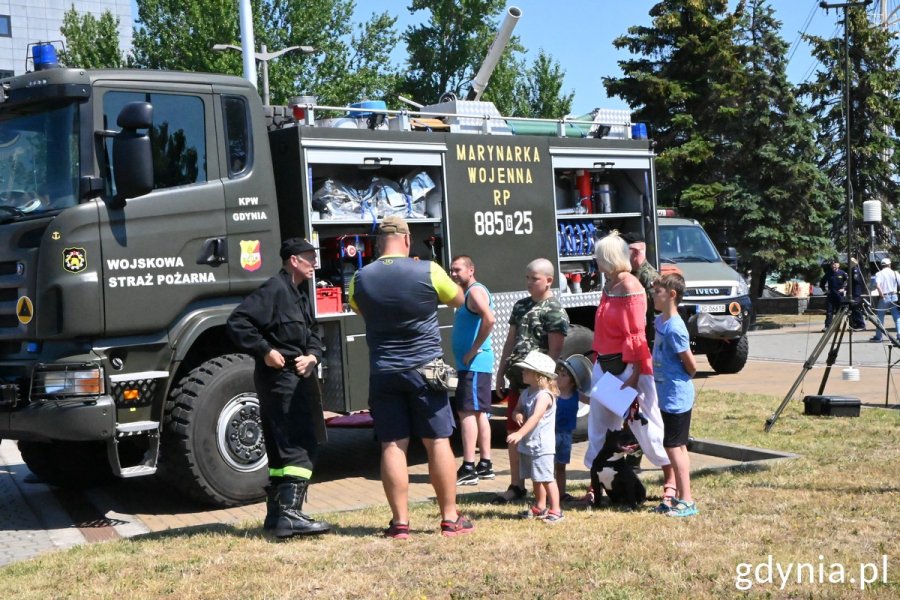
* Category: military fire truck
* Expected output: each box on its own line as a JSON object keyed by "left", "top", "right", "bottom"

{"left": 0, "top": 45, "right": 665, "bottom": 506}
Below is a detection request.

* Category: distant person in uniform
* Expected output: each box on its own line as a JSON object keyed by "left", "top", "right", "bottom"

{"left": 449, "top": 255, "right": 497, "bottom": 486}
{"left": 819, "top": 258, "right": 847, "bottom": 332}
{"left": 349, "top": 216, "right": 473, "bottom": 538}
{"left": 848, "top": 257, "right": 866, "bottom": 331}
{"left": 226, "top": 238, "right": 331, "bottom": 539}
{"left": 622, "top": 231, "right": 660, "bottom": 341}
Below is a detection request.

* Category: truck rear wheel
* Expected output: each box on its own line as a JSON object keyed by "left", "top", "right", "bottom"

{"left": 159, "top": 354, "right": 267, "bottom": 506}
{"left": 562, "top": 324, "right": 594, "bottom": 441}
{"left": 18, "top": 440, "right": 113, "bottom": 488}
{"left": 707, "top": 335, "right": 749, "bottom": 374}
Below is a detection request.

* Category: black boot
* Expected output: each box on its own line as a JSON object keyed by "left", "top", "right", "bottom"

{"left": 274, "top": 480, "right": 331, "bottom": 538}
{"left": 263, "top": 484, "right": 279, "bottom": 530}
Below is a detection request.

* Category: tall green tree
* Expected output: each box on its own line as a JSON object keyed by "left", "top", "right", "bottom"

{"left": 400, "top": 0, "right": 511, "bottom": 105}
{"left": 399, "top": 0, "right": 570, "bottom": 117}
{"left": 800, "top": 4, "right": 900, "bottom": 259}
{"left": 605, "top": 0, "right": 745, "bottom": 215}
{"left": 605, "top": 0, "right": 837, "bottom": 293}
{"left": 729, "top": 0, "right": 839, "bottom": 295}
{"left": 59, "top": 7, "right": 126, "bottom": 68}
{"left": 132, "top": 0, "right": 401, "bottom": 106}
{"left": 511, "top": 50, "right": 574, "bottom": 118}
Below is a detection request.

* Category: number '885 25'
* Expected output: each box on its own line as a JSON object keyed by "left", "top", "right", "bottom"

{"left": 473, "top": 210, "right": 533, "bottom": 236}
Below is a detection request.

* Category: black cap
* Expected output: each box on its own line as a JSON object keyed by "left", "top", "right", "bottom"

{"left": 621, "top": 231, "right": 645, "bottom": 245}
{"left": 280, "top": 238, "right": 317, "bottom": 260}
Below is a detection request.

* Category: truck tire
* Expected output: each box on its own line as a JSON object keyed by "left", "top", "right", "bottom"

{"left": 159, "top": 354, "right": 267, "bottom": 506}
{"left": 707, "top": 335, "right": 749, "bottom": 374}
{"left": 18, "top": 440, "right": 113, "bottom": 488}
{"left": 562, "top": 324, "right": 594, "bottom": 442}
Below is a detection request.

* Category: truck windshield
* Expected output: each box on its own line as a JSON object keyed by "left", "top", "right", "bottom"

{"left": 0, "top": 102, "right": 79, "bottom": 220}
{"left": 659, "top": 224, "right": 721, "bottom": 263}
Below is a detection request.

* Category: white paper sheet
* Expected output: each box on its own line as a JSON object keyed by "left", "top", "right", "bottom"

{"left": 589, "top": 370, "right": 638, "bottom": 418}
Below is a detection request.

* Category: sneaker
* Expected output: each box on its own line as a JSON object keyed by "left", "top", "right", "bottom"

{"left": 666, "top": 500, "right": 699, "bottom": 518}
{"left": 490, "top": 484, "right": 527, "bottom": 504}
{"left": 440, "top": 514, "right": 475, "bottom": 537}
{"left": 383, "top": 520, "right": 410, "bottom": 539}
{"left": 475, "top": 462, "right": 495, "bottom": 480}
{"left": 456, "top": 465, "right": 478, "bottom": 486}
{"left": 870, "top": 337, "right": 883, "bottom": 343}
{"left": 518, "top": 505, "right": 549, "bottom": 519}
{"left": 543, "top": 510, "right": 565, "bottom": 524}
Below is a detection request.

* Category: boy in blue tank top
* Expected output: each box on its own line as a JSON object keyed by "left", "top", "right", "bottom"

{"left": 450, "top": 256, "right": 497, "bottom": 485}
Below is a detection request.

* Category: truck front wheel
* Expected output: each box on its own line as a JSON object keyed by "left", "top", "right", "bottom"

{"left": 159, "top": 354, "right": 268, "bottom": 506}
{"left": 18, "top": 440, "right": 113, "bottom": 488}
{"left": 707, "top": 336, "right": 749, "bottom": 374}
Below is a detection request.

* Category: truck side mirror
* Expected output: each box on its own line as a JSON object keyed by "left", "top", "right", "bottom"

{"left": 111, "top": 102, "right": 154, "bottom": 208}
{"left": 722, "top": 246, "right": 738, "bottom": 267}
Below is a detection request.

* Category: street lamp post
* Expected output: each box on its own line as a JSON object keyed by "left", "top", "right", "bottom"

{"left": 212, "top": 43, "right": 314, "bottom": 105}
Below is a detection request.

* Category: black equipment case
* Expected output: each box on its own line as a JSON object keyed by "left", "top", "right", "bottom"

{"left": 802, "top": 395, "right": 861, "bottom": 417}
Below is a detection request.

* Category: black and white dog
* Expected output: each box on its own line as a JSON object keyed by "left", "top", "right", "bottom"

{"left": 589, "top": 428, "right": 647, "bottom": 509}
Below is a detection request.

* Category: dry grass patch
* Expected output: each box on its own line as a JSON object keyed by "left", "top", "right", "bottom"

{"left": 1, "top": 391, "right": 898, "bottom": 599}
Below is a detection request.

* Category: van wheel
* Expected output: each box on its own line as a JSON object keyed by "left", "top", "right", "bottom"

{"left": 707, "top": 336, "right": 749, "bottom": 374}
{"left": 562, "top": 324, "right": 594, "bottom": 441}
{"left": 159, "top": 354, "right": 267, "bottom": 507}
{"left": 18, "top": 440, "right": 113, "bottom": 488}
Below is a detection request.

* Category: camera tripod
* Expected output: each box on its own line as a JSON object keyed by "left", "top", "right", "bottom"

{"left": 764, "top": 298, "right": 898, "bottom": 432}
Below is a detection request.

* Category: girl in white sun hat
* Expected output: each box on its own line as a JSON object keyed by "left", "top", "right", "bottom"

{"left": 507, "top": 350, "right": 564, "bottom": 523}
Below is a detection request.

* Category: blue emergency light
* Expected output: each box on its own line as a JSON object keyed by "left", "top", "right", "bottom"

{"left": 32, "top": 43, "right": 59, "bottom": 71}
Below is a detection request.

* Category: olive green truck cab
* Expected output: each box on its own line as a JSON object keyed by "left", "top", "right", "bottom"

{"left": 0, "top": 64, "right": 661, "bottom": 506}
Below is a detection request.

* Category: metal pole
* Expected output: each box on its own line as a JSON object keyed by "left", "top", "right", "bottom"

{"left": 844, "top": 7, "right": 853, "bottom": 305}
{"left": 260, "top": 43, "right": 269, "bottom": 106}
{"left": 820, "top": 0, "right": 872, "bottom": 360}
{"left": 238, "top": 0, "right": 257, "bottom": 89}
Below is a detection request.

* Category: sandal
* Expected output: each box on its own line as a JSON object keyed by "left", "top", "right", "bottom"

{"left": 490, "top": 484, "right": 527, "bottom": 505}
{"left": 651, "top": 485, "right": 677, "bottom": 514}
{"left": 383, "top": 520, "right": 410, "bottom": 539}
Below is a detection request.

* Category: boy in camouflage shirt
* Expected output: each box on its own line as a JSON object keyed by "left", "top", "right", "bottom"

{"left": 493, "top": 258, "right": 569, "bottom": 503}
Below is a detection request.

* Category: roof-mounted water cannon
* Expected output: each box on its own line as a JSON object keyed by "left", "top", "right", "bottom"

{"left": 27, "top": 41, "right": 64, "bottom": 72}
{"left": 466, "top": 6, "right": 521, "bottom": 101}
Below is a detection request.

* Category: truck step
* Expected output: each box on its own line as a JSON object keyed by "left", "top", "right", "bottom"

{"left": 117, "top": 465, "right": 158, "bottom": 478}
{"left": 107, "top": 421, "right": 160, "bottom": 478}
{"left": 116, "top": 421, "right": 160, "bottom": 435}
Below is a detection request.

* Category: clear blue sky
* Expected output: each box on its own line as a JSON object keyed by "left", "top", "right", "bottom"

{"left": 353, "top": 0, "right": 868, "bottom": 115}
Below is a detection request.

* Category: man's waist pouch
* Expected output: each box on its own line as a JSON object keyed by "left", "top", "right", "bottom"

{"left": 596, "top": 353, "right": 626, "bottom": 376}
{"left": 416, "top": 358, "right": 458, "bottom": 392}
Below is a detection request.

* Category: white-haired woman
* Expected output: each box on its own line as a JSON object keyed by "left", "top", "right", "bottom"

{"left": 585, "top": 232, "right": 676, "bottom": 508}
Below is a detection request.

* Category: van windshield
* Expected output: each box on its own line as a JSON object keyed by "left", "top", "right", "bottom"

{"left": 658, "top": 224, "right": 721, "bottom": 263}
{"left": 0, "top": 102, "right": 79, "bottom": 220}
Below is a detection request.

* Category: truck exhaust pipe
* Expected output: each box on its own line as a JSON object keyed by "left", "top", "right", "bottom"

{"left": 466, "top": 6, "right": 521, "bottom": 101}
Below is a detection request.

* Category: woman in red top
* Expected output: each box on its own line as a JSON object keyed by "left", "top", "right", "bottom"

{"left": 585, "top": 232, "right": 675, "bottom": 504}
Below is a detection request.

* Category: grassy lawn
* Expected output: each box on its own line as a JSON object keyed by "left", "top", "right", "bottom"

{"left": 1, "top": 391, "right": 898, "bottom": 599}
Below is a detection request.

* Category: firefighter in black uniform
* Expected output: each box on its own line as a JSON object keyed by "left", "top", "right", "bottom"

{"left": 819, "top": 258, "right": 848, "bottom": 332}
{"left": 227, "top": 238, "right": 331, "bottom": 538}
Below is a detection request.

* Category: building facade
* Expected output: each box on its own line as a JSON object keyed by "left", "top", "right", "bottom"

{"left": 0, "top": 0, "right": 132, "bottom": 77}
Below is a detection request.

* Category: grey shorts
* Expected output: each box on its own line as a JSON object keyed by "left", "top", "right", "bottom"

{"left": 519, "top": 452, "right": 555, "bottom": 483}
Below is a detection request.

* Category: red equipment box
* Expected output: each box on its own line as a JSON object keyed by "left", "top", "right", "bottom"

{"left": 316, "top": 287, "right": 342, "bottom": 314}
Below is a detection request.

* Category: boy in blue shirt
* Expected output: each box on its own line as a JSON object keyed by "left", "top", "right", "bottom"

{"left": 553, "top": 354, "right": 592, "bottom": 501}
{"left": 651, "top": 273, "right": 698, "bottom": 517}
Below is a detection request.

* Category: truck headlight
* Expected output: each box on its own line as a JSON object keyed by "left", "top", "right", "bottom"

{"left": 31, "top": 364, "right": 104, "bottom": 399}
{"left": 736, "top": 277, "right": 750, "bottom": 297}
